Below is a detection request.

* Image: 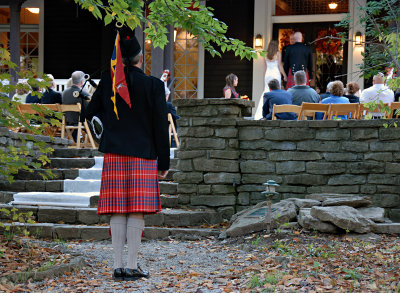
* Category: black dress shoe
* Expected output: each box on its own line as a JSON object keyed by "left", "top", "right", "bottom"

{"left": 124, "top": 266, "right": 150, "bottom": 281}
{"left": 112, "top": 268, "right": 125, "bottom": 281}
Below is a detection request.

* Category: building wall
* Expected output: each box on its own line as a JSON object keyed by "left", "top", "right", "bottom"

{"left": 204, "top": 0, "right": 254, "bottom": 99}
{"left": 173, "top": 99, "right": 400, "bottom": 222}
{"left": 43, "top": 0, "right": 114, "bottom": 79}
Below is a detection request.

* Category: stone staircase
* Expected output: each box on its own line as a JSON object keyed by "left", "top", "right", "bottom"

{"left": 0, "top": 148, "right": 224, "bottom": 240}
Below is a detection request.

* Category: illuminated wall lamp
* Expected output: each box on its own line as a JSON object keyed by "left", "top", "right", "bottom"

{"left": 328, "top": 2, "right": 338, "bottom": 9}
{"left": 254, "top": 34, "right": 263, "bottom": 49}
{"left": 355, "top": 31, "right": 362, "bottom": 46}
{"left": 27, "top": 7, "right": 40, "bottom": 14}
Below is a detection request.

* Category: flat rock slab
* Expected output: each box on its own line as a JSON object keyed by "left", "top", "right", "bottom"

{"left": 6, "top": 256, "right": 85, "bottom": 283}
{"left": 372, "top": 223, "right": 400, "bottom": 234}
{"left": 224, "top": 200, "right": 297, "bottom": 237}
{"left": 298, "top": 208, "right": 339, "bottom": 233}
{"left": 287, "top": 198, "right": 321, "bottom": 210}
{"left": 311, "top": 206, "right": 375, "bottom": 233}
{"left": 357, "top": 207, "right": 386, "bottom": 223}
{"left": 322, "top": 196, "right": 371, "bottom": 208}
{"left": 306, "top": 193, "right": 352, "bottom": 202}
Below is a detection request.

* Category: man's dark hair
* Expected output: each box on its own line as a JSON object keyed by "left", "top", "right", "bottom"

{"left": 268, "top": 79, "right": 280, "bottom": 91}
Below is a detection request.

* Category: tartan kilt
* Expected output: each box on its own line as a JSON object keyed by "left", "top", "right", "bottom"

{"left": 285, "top": 69, "right": 310, "bottom": 90}
{"left": 97, "top": 153, "right": 162, "bottom": 215}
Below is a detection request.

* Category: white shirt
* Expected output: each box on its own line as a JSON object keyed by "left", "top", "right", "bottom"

{"left": 360, "top": 84, "right": 394, "bottom": 104}
{"left": 360, "top": 84, "right": 394, "bottom": 117}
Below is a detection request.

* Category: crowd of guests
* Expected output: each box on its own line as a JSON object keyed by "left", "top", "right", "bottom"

{"left": 222, "top": 30, "right": 399, "bottom": 120}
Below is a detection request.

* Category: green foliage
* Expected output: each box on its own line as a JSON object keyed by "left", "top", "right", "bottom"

{"left": 0, "top": 207, "right": 36, "bottom": 241}
{"left": 73, "top": 0, "right": 262, "bottom": 60}
{"left": 338, "top": 0, "right": 399, "bottom": 90}
{"left": 343, "top": 268, "right": 362, "bottom": 280}
{"left": 0, "top": 48, "right": 60, "bottom": 183}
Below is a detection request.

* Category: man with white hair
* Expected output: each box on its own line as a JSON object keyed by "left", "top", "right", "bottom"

{"left": 62, "top": 70, "right": 90, "bottom": 126}
{"left": 320, "top": 81, "right": 334, "bottom": 101}
{"left": 283, "top": 31, "right": 313, "bottom": 89}
{"left": 361, "top": 73, "right": 394, "bottom": 117}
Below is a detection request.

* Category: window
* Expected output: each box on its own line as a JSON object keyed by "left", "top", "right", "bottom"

{"left": 275, "top": 0, "right": 348, "bottom": 15}
{"left": 174, "top": 28, "right": 199, "bottom": 99}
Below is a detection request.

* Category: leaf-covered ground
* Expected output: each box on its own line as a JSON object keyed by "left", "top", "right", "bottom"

{"left": 0, "top": 232, "right": 399, "bottom": 292}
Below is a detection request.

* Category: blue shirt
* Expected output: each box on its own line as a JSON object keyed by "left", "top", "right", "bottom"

{"left": 263, "top": 89, "right": 297, "bottom": 120}
{"left": 317, "top": 95, "right": 350, "bottom": 120}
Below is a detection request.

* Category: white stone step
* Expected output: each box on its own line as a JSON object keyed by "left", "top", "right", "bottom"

{"left": 11, "top": 192, "right": 98, "bottom": 207}
{"left": 64, "top": 179, "right": 101, "bottom": 193}
{"left": 78, "top": 169, "right": 102, "bottom": 180}
{"left": 93, "top": 156, "right": 104, "bottom": 168}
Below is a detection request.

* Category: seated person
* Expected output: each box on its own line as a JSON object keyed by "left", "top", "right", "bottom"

{"left": 12, "top": 82, "right": 29, "bottom": 103}
{"left": 317, "top": 80, "right": 350, "bottom": 120}
{"left": 287, "top": 71, "right": 319, "bottom": 105}
{"left": 41, "top": 74, "right": 62, "bottom": 104}
{"left": 263, "top": 79, "right": 296, "bottom": 120}
{"left": 223, "top": 73, "right": 239, "bottom": 99}
{"left": 164, "top": 83, "right": 180, "bottom": 147}
{"left": 319, "top": 81, "right": 334, "bottom": 101}
{"left": 25, "top": 80, "right": 42, "bottom": 103}
{"left": 344, "top": 82, "right": 360, "bottom": 103}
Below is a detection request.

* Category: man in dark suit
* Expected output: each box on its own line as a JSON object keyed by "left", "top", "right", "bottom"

{"left": 41, "top": 74, "right": 62, "bottom": 104}
{"left": 284, "top": 32, "right": 313, "bottom": 89}
{"left": 25, "top": 80, "right": 41, "bottom": 103}
{"left": 263, "top": 79, "right": 296, "bottom": 120}
{"left": 86, "top": 29, "right": 169, "bottom": 282}
{"left": 62, "top": 71, "right": 90, "bottom": 125}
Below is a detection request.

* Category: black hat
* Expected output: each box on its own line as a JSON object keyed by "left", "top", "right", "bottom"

{"left": 119, "top": 27, "right": 141, "bottom": 59}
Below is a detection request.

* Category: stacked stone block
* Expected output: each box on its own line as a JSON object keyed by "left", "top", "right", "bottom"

{"left": 173, "top": 99, "right": 253, "bottom": 218}
{"left": 174, "top": 99, "right": 400, "bottom": 221}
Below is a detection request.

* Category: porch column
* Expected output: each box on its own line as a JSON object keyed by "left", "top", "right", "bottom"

{"left": 347, "top": 0, "right": 366, "bottom": 90}
{"left": 134, "top": 25, "right": 144, "bottom": 71}
{"left": 151, "top": 44, "right": 164, "bottom": 79}
{"left": 252, "top": 0, "right": 273, "bottom": 116}
{"left": 9, "top": 0, "right": 25, "bottom": 87}
{"left": 164, "top": 25, "right": 174, "bottom": 100}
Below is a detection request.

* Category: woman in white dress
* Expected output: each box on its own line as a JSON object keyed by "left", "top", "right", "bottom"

{"left": 255, "top": 40, "right": 287, "bottom": 119}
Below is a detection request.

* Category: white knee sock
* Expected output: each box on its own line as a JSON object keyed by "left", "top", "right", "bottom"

{"left": 110, "top": 214, "right": 127, "bottom": 269}
{"left": 126, "top": 213, "right": 145, "bottom": 270}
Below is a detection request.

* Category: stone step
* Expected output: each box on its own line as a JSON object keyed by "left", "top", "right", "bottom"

{"left": 0, "top": 222, "right": 221, "bottom": 241}
{"left": 10, "top": 192, "right": 97, "bottom": 207}
{"left": 0, "top": 180, "right": 64, "bottom": 192}
{"left": 14, "top": 169, "right": 79, "bottom": 181}
{"left": 48, "top": 157, "right": 95, "bottom": 169}
{"left": 0, "top": 191, "right": 14, "bottom": 204}
{"left": 372, "top": 223, "right": 400, "bottom": 234}
{"left": 63, "top": 179, "right": 178, "bottom": 194}
{"left": 170, "top": 158, "right": 178, "bottom": 169}
{"left": 51, "top": 148, "right": 103, "bottom": 158}
{"left": 0, "top": 204, "right": 222, "bottom": 227}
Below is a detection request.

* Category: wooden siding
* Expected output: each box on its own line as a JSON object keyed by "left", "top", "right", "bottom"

{"left": 204, "top": 0, "right": 254, "bottom": 99}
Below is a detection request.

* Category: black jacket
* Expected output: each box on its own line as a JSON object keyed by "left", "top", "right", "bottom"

{"left": 284, "top": 42, "right": 313, "bottom": 79}
{"left": 41, "top": 88, "right": 62, "bottom": 104}
{"left": 86, "top": 66, "right": 170, "bottom": 171}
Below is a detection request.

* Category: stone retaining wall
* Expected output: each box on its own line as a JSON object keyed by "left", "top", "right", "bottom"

{"left": 173, "top": 99, "right": 400, "bottom": 221}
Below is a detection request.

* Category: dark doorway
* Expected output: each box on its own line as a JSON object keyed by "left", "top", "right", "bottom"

{"left": 204, "top": 0, "right": 254, "bottom": 99}
{"left": 273, "top": 22, "right": 348, "bottom": 93}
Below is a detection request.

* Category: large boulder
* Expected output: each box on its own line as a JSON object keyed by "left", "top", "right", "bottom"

{"left": 298, "top": 208, "right": 339, "bottom": 233}
{"left": 311, "top": 206, "right": 375, "bottom": 233}
{"left": 306, "top": 193, "right": 348, "bottom": 201}
{"left": 357, "top": 207, "right": 385, "bottom": 223}
{"left": 224, "top": 200, "right": 297, "bottom": 237}
{"left": 321, "top": 196, "right": 371, "bottom": 208}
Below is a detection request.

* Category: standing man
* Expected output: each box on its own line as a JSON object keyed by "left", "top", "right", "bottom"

{"left": 284, "top": 32, "right": 313, "bottom": 89}
{"left": 85, "top": 28, "right": 169, "bottom": 281}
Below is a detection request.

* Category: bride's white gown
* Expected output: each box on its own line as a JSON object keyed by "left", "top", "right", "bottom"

{"left": 254, "top": 58, "right": 282, "bottom": 120}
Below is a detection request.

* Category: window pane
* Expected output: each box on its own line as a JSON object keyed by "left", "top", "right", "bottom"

{"left": 275, "top": 0, "right": 348, "bottom": 15}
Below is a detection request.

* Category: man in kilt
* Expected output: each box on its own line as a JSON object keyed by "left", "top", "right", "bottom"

{"left": 86, "top": 28, "right": 170, "bottom": 281}
{"left": 284, "top": 32, "right": 313, "bottom": 89}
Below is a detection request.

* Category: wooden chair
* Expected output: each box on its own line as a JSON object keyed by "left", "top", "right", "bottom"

{"left": 168, "top": 113, "right": 180, "bottom": 148}
{"left": 58, "top": 104, "right": 96, "bottom": 149}
{"left": 388, "top": 102, "right": 400, "bottom": 119}
{"left": 298, "top": 103, "right": 330, "bottom": 120}
{"left": 15, "top": 103, "right": 60, "bottom": 135}
{"left": 326, "top": 103, "right": 360, "bottom": 120}
{"left": 271, "top": 104, "right": 301, "bottom": 120}
{"left": 358, "top": 103, "right": 389, "bottom": 119}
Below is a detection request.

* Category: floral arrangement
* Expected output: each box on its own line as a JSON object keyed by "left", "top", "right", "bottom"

{"left": 279, "top": 29, "right": 294, "bottom": 51}
{"left": 315, "top": 28, "right": 343, "bottom": 56}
